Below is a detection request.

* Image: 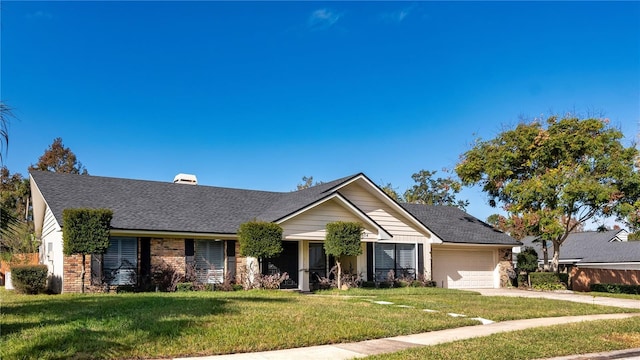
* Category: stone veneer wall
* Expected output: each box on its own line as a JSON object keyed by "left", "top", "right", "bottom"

{"left": 498, "top": 248, "right": 515, "bottom": 287}
{"left": 234, "top": 241, "right": 246, "bottom": 283}
{"left": 150, "top": 238, "right": 186, "bottom": 278}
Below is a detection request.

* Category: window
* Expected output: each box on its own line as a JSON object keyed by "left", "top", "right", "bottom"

{"left": 374, "top": 243, "right": 416, "bottom": 281}
{"left": 93, "top": 237, "right": 138, "bottom": 285}
{"left": 195, "top": 240, "right": 224, "bottom": 284}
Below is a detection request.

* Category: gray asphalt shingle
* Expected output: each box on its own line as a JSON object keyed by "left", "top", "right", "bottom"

{"left": 401, "top": 203, "right": 520, "bottom": 245}
{"left": 31, "top": 171, "right": 518, "bottom": 246}
{"left": 520, "top": 230, "right": 640, "bottom": 264}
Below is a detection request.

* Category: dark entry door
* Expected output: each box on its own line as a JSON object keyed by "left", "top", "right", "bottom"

{"left": 262, "top": 241, "right": 298, "bottom": 289}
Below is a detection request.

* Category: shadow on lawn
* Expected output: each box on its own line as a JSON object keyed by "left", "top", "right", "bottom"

{"left": 2, "top": 293, "right": 291, "bottom": 359}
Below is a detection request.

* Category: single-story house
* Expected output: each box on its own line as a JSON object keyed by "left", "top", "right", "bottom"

{"left": 516, "top": 230, "right": 640, "bottom": 291}
{"left": 30, "top": 170, "right": 520, "bottom": 293}
{"left": 517, "top": 229, "right": 640, "bottom": 271}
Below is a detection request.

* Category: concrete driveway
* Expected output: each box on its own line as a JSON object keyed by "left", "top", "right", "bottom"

{"left": 470, "top": 288, "right": 640, "bottom": 309}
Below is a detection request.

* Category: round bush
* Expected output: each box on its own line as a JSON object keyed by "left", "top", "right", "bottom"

{"left": 11, "top": 265, "right": 48, "bottom": 294}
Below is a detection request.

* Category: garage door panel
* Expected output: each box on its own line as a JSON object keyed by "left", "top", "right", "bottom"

{"left": 432, "top": 250, "right": 496, "bottom": 289}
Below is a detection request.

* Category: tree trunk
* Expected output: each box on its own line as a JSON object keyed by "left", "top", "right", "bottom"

{"left": 541, "top": 240, "right": 549, "bottom": 271}
{"left": 336, "top": 260, "right": 342, "bottom": 290}
{"left": 81, "top": 254, "right": 86, "bottom": 293}
{"left": 551, "top": 241, "right": 561, "bottom": 273}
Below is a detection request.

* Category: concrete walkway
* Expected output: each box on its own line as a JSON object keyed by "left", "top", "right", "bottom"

{"left": 470, "top": 288, "right": 640, "bottom": 309}
{"left": 173, "top": 290, "right": 640, "bottom": 360}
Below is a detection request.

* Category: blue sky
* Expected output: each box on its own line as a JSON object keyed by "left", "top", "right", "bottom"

{"left": 2, "top": 1, "right": 639, "bottom": 226}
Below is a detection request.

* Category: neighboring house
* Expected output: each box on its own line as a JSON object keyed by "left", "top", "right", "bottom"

{"left": 518, "top": 229, "right": 640, "bottom": 271}
{"left": 30, "top": 171, "right": 520, "bottom": 293}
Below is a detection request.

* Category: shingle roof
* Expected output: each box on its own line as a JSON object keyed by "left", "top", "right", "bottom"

{"left": 31, "top": 170, "right": 519, "bottom": 246}
{"left": 520, "top": 230, "right": 640, "bottom": 263}
{"left": 30, "top": 171, "right": 360, "bottom": 234}
{"left": 401, "top": 203, "right": 520, "bottom": 245}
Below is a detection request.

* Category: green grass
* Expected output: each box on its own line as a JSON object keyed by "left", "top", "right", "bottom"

{"left": 1, "top": 287, "right": 636, "bottom": 359}
{"left": 366, "top": 317, "right": 640, "bottom": 360}
{"left": 588, "top": 291, "right": 640, "bottom": 300}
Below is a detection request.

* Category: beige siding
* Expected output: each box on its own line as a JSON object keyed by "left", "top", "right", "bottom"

{"left": 42, "top": 206, "right": 60, "bottom": 238}
{"left": 40, "top": 206, "right": 64, "bottom": 292}
{"left": 340, "top": 182, "right": 429, "bottom": 239}
{"left": 281, "top": 200, "right": 376, "bottom": 241}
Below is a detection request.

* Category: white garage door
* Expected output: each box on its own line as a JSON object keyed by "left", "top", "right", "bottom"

{"left": 432, "top": 249, "right": 496, "bottom": 289}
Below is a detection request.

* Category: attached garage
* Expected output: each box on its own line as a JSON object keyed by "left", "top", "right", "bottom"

{"left": 432, "top": 248, "right": 498, "bottom": 289}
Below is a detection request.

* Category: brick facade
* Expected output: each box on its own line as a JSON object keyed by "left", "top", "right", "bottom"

{"left": 570, "top": 267, "right": 640, "bottom": 292}
{"left": 62, "top": 254, "right": 103, "bottom": 293}
{"left": 150, "top": 238, "right": 186, "bottom": 278}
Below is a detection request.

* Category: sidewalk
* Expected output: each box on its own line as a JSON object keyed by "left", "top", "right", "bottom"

{"left": 470, "top": 288, "right": 640, "bottom": 309}
{"left": 174, "top": 313, "right": 640, "bottom": 360}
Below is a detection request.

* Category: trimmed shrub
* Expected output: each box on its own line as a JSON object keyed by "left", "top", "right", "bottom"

{"left": 529, "top": 272, "right": 568, "bottom": 290}
{"left": 591, "top": 283, "right": 640, "bottom": 295}
{"left": 11, "top": 265, "right": 48, "bottom": 294}
{"left": 237, "top": 221, "right": 283, "bottom": 259}
{"left": 176, "top": 282, "right": 194, "bottom": 292}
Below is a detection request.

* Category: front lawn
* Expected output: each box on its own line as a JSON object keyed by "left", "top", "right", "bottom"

{"left": 1, "top": 287, "right": 635, "bottom": 359}
{"left": 366, "top": 317, "right": 640, "bottom": 360}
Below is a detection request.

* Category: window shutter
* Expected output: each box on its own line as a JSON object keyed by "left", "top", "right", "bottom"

{"left": 417, "top": 244, "right": 424, "bottom": 277}
{"left": 366, "top": 243, "right": 373, "bottom": 281}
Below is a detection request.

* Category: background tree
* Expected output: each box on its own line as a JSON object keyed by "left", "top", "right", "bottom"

{"left": 403, "top": 170, "right": 469, "bottom": 210}
{"left": 296, "top": 176, "right": 323, "bottom": 190}
{"left": 62, "top": 208, "right": 113, "bottom": 293}
{"left": 30, "top": 137, "right": 88, "bottom": 174}
{"left": 238, "top": 221, "right": 283, "bottom": 287}
{"left": 324, "top": 221, "right": 363, "bottom": 290}
{"left": 456, "top": 116, "right": 640, "bottom": 272}
{"left": 0, "top": 167, "right": 30, "bottom": 229}
{"left": 380, "top": 182, "right": 403, "bottom": 202}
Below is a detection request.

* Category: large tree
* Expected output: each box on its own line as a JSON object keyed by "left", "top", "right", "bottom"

{"left": 30, "top": 137, "right": 88, "bottom": 174}
{"left": 0, "top": 167, "right": 30, "bottom": 230}
{"left": 403, "top": 170, "right": 469, "bottom": 210}
{"left": 456, "top": 116, "right": 639, "bottom": 272}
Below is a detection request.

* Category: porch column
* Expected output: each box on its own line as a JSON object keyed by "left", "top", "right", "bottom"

{"left": 299, "top": 240, "right": 309, "bottom": 291}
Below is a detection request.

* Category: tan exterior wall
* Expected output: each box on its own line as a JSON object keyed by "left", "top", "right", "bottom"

{"left": 570, "top": 267, "right": 640, "bottom": 292}
{"left": 280, "top": 200, "right": 376, "bottom": 240}
{"left": 339, "top": 182, "right": 429, "bottom": 238}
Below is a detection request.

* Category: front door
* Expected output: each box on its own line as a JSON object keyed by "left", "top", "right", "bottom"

{"left": 262, "top": 241, "right": 299, "bottom": 289}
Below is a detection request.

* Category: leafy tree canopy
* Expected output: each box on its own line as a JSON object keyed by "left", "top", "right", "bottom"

{"left": 30, "top": 137, "right": 88, "bottom": 174}
{"left": 0, "top": 167, "right": 30, "bottom": 230}
{"left": 456, "top": 116, "right": 640, "bottom": 271}
{"left": 324, "top": 221, "right": 364, "bottom": 258}
{"left": 403, "top": 170, "right": 469, "bottom": 210}
{"left": 296, "top": 176, "right": 323, "bottom": 190}
{"left": 237, "top": 221, "right": 283, "bottom": 259}
{"left": 380, "top": 182, "right": 403, "bottom": 202}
